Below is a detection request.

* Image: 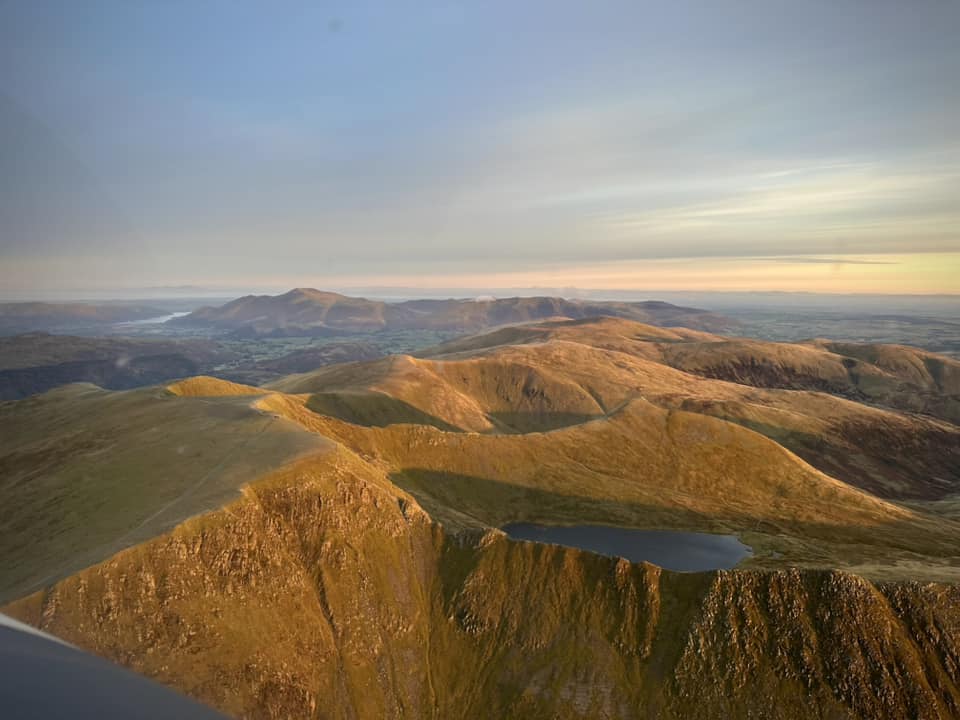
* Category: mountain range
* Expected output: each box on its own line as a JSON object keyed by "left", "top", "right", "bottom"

{"left": 0, "top": 302, "right": 170, "bottom": 335}
{"left": 1, "top": 310, "right": 958, "bottom": 719}
{"left": 173, "top": 288, "right": 734, "bottom": 336}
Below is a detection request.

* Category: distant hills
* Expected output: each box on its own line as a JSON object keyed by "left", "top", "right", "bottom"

{"left": 0, "top": 334, "right": 236, "bottom": 400}
{"left": 0, "top": 302, "right": 170, "bottom": 335}
{"left": 173, "top": 287, "right": 734, "bottom": 336}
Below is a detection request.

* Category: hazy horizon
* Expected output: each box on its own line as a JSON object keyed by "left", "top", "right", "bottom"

{"left": 4, "top": 285, "right": 959, "bottom": 320}
{"left": 2, "top": 1, "right": 958, "bottom": 295}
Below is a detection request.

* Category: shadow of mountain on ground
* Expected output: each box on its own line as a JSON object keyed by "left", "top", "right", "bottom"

{"left": 0, "top": 355, "right": 203, "bottom": 400}
{"left": 488, "top": 411, "right": 603, "bottom": 433}
{"left": 304, "top": 392, "right": 608, "bottom": 435}
{"left": 306, "top": 391, "right": 464, "bottom": 432}
{"left": 389, "top": 468, "right": 960, "bottom": 573}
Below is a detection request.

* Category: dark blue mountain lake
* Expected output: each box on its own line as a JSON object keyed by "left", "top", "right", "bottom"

{"left": 502, "top": 523, "right": 753, "bottom": 572}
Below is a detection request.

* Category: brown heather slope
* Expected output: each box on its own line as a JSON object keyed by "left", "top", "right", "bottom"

{"left": 390, "top": 295, "right": 732, "bottom": 333}
{"left": 423, "top": 316, "right": 960, "bottom": 424}
{"left": 418, "top": 315, "right": 722, "bottom": 356}
{"left": 659, "top": 338, "right": 960, "bottom": 424}
{"left": 4, "top": 448, "right": 960, "bottom": 720}
{"left": 814, "top": 340, "right": 960, "bottom": 394}
{"left": 271, "top": 323, "right": 960, "bottom": 501}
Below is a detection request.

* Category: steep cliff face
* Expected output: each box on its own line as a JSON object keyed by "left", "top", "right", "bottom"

{"left": 6, "top": 449, "right": 959, "bottom": 720}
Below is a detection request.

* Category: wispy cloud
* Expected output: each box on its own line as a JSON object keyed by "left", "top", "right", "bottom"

{"left": 594, "top": 160, "right": 960, "bottom": 258}
{"left": 603, "top": 167, "right": 957, "bottom": 229}
{"left": 770, "top": 257, "right": 898, "bottom": 265}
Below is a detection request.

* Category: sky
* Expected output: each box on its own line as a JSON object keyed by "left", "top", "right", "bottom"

{"left": 1, "top": 0, "right": 958, "bottom": 297}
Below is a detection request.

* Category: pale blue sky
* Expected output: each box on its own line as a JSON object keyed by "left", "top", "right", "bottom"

{"left": 1, "top": 1, "right": 958, "bottom": 293}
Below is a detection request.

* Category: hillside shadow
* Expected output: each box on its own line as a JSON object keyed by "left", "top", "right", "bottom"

{"left": 488, "top": 411, "right": 603, "bottom": 433}
{"left": 392, "top": 467, "right": 769, "bottom": 534}
{"left": 0, "top": 355, "right": 201, "bottom": 400}
{"left": 303, "top": 392, "right": 609, "bottom": 435}
{"left": 306, "top": 391, "right": 463, "bottom": 432}
{"left": 388, "top": 468, "right": 960, "bottom": 563}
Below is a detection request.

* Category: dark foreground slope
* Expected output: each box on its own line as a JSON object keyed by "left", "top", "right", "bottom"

{"left": 0, "top": 333, "right": 392, "bottom": 400}
{"left": 5, "top": 452, "right": 959, "bottom": 720}
{"left": 0, "top": 333, "right": 236, "bottom": 400}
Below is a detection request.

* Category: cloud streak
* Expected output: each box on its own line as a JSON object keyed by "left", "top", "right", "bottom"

{"left": 769, "top": 258, "right": 898, "bottom": 266}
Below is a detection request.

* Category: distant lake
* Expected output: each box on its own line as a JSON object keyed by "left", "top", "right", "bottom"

{"left": 502, "top": 523, "right": 752, "bottom": 572}
{"left": 115, "top": 311, "right": 190, "bottom": 326}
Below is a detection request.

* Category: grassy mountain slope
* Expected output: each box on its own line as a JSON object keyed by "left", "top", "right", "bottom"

{"left": 0, "top": 383, "right": 329, "bottom": 602}
{"left": 659, "top": 338, "right": 960, "bottom": 423}
{"left": 423, "top": 316, "right": 960, "bottom": 423}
